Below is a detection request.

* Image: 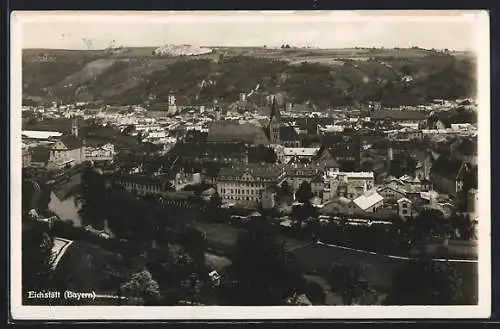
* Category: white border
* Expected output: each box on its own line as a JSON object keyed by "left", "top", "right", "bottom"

{"left": 10, "top": 10, "right": 491, "bottom": 320}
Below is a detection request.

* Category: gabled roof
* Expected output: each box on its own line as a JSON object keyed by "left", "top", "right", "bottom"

{"left": 353, "top": 191, "right": 384, "bottom": 211}
{"left": 59, "top": 135, "right": 83, "bottom": 150}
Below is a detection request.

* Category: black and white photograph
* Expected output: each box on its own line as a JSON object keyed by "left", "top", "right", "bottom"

{"left": 10, "top": 10, "right": 490, "bottom": 320}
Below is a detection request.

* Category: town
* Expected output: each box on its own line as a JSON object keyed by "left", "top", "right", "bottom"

{"left": 22, "top": 92, "right": 479, "bottom": 306}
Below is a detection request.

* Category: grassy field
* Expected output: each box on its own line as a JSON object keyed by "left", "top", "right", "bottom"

{"left": 195, "top": 220, "right": 243, "bottom": 247}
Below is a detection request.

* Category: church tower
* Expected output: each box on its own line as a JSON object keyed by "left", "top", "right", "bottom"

{"left": 269, "top": 97, "right": 281, "bottom": 144}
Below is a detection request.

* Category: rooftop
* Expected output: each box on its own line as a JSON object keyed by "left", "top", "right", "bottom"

{"left": 283, "top": 147, "right": 320, "bottom": 157}
{"left": 353, "top": 191, "right": 384, "bottom": 211}
{"left": 22, "top": 130, "right": 63, "bottom": 140}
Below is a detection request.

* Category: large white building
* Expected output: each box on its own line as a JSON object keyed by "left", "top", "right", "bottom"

{"left": 216, "top": 164, "right": 284, "bottom": 205}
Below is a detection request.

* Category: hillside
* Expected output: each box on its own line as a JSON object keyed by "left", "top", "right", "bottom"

{"left": 22, "top": 47, "right": 476, "bottom": 107}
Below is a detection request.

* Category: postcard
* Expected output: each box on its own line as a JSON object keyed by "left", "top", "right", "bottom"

{"left": 10, "top": 10, "right": 490, "bottom": 320}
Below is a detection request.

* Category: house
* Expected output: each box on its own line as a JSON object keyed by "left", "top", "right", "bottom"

{"left": 397, "top": 197, "right": 413, "bottom": 218}
{"left": 310, "top": 174, "right": 324, "bottom": 198}
{"left": 352, "top": 190, "right": 384, "bottom": 213}
{"left": 216, "top": 164, "right": 284, "bottom": 205}
{"left": 47, "top": 135, "right": 85, "bottom": 170}
{"left": 429, "top": 156, "right": 473, "bottom": 195}
{"left": 323, "top": 171, "right": 375, "bottom": 202}
{"left": 320, "top": 196, "right": 354, "bottom": 216}
{"left": 281, "top": 147, "right": 319, "bottom": 164}
{"left": 316, "top": 133, "right": 361, "bottom": 171}
{"left": 84, "top": 142, "right": 115, "bottom": 162}
{"left": 283, "top": 163, "right": 324, "bottom": 193}
{"left": 377, "top": 185, "right": 407, "bottom": 201}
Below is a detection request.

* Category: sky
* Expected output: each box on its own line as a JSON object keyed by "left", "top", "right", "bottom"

{"left": 17, "top": 11, "right": 484, "bottom": 51}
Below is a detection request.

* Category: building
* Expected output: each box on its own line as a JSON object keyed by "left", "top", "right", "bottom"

{"left": 352, "top": 190, "right": 384, "bottom": 213}
{"left": 279, "top": 126, "right": 301, "bottom": 147}
{"left": 310, "top": 174, "right": 325, "bottom": 198}
{"left": 377, "top": 185, "right": 407, "bottom": 201}
{"left": 216, "top": 164, "right": 284, "bottom": 205}
{"left": 22, "top": 130, "right": 63, "bottom": 143}
{"left": 323, "top": 171, "right": 375, "bottom": 202}
{"left": 316, "top": 133, "right": 361, "bottom": 171}
{"left": 429, "top": 156, "right": 473, "bottom": 195}
{"left": 47, "top": 135, "right": 85, "bottom": 170}
{"left": 107, "top": 173, "right": 172, "bottom": 196}
{"left": 397, "top": 197, "right": 413, "bottom": 218}
{"left": 84, "top": 142, "right": 115, "bottom": 162}
{"left": 280, "top": 147, "right": 320, "bottom": 164}
{"left": 283, "top": 163, "right": 324, "bottom": 194}
{"left": 168, "top": 141, "right": 248, "bottom": 165}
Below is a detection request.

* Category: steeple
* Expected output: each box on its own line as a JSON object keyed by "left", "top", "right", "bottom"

{"left": 269, "top": 96, "right": 281, "bottom": 144}
{"left": 269, "top": 96, "right": 281, "bottom": 122}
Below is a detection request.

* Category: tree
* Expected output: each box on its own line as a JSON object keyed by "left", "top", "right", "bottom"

{"left": 279, "top": 180, "right": 292, "bottom": 197}
{"left": 22, "top": 224, "right": 54, "bottom": 304}
{"left": 120, "top": 269, "right": 161, "bottom": 305}
{"left": 304, "top": 281, "right": 327, "bottom": 305}
{"left": 295, "top": 181, "right": 313, "bottom": 204}
{"left": 207, "top": 192, "right": 223, "bottom": 222}
{"left": 327, "top": 261, "right": 374, "bottom": 305}
{"left": 181, "top": 225, "right": 207, "bottom": 265}
{"left": 411, "top": 208, "right": 445, "bottom": 243}
{"left": 222, "top": 219, "right": 306, "bottom": 305}
{"left": 401, "top": 64, "right": 413, "bottom": 76}
{"left": 78, "top": 166, "right": 108, "bottom": 226}
{"left": 385, "top": 258, "right": 464, "bottom": 305}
